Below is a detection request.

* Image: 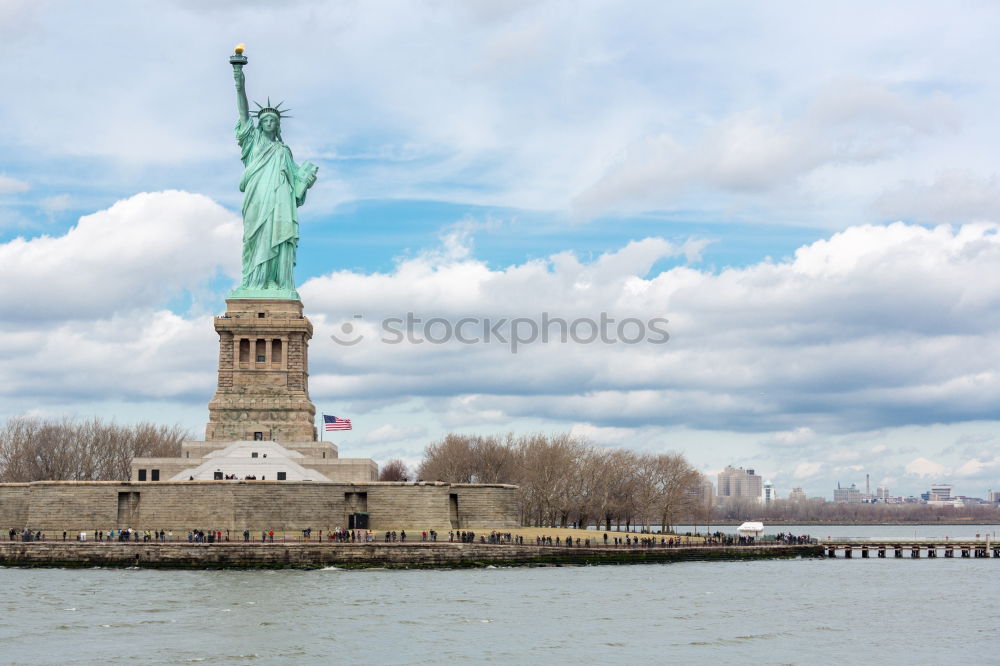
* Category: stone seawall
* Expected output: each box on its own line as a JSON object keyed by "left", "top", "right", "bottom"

{"left": 0, "top": 542, "right": 822, "bottom": 569}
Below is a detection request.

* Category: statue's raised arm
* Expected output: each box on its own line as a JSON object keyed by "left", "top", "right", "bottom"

{"left": 226, "top": 44, "right": 318, "bottom": 301}
{"left": 231, "top": 44, "right": 249, "bottom": 123}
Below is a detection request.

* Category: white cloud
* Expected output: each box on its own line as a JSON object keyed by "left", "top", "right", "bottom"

{"left": 953, "top": 456, "right": 1000, "bottom": 479}
{"left": 3, "top": 3, "right": 1000, "bottom": 226}
{"left": 0, "top": 309, "right": 217, "bottom": 406}
{"left": 904, "top": 457, "right": 948, "bottom": 478}
{"left": 4, "top": 193, "right": 1000, "bottom": 494}
{"left": 0, "top": 191, "right": 239, "bottom": 412}
{"left": 569, "top": 423, "right": 633, "bottom": 444}
{"left": 762, "top": 427, "right": 817, "bottom": 448}
{"left": 571, "top": 79, "right": 958, "bottom": 219}
{"left": 828, "top": 449, "right": 862, "bottom": 463}
{"left": 297, "top": 220, "right": 1000, "bottom": 436}
{"left": 794, "top": 462, "right": 822, "bottom": 479}
{"left": 362, "top": 424, "right": 428, "bottom": 444}
{"left": 874, "top": 171, "right": 1000, "bottom": 223}
{"left": 0, "top": 190, "right": 240, "bottom": 321}
{"left": 39, "top": 193, "right": 71, "bottom": 215}
{"left": 0, "top": 174, "right": 28, "bottom": 195}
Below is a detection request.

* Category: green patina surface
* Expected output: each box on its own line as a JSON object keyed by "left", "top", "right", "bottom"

{"left": 228, "top": 47, "right": 317, "bottom": 300}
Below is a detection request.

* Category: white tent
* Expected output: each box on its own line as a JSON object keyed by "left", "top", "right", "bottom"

{"left": 737, "top": 521, "right": 764, "bottom": 538}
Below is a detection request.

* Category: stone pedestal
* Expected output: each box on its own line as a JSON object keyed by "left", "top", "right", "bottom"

{"left": 206, "top": 299, "right": 317, "bottom": 442}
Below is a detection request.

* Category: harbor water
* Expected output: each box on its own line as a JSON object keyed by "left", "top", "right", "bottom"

{"left": 1, "top": 533, "right": 997, "bottom": 664}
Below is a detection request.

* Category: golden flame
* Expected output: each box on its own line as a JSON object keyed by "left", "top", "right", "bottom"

{"left": 234, "top": 43, "right": 245, "bottom": 55}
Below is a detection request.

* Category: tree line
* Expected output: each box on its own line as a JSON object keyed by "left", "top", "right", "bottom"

{"left": 406, "top": 432, "right": 707, "bottom": 531}
{"left": 715, "top": 496, "right": 1000, "bottom": 523}
{"left": 0, "top": 416, "right": 187, "bottom": 482}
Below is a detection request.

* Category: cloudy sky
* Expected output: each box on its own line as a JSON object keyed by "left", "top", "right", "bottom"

{"left": 3, "top": 1, "right": 1000, "bottom": 498}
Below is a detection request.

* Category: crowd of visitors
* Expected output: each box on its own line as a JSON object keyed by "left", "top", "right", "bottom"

{"left": 772, "top": 532, "right": 814, "bottom": 545}
{"left": 9, "top": 528, "right": 45, "bottom": 542}
{"left": 529, "top": 533, "right": 598, "bottom": 547}
{"left": 5, "top": 526, "right": 813, "bottom": 547}
{"left": 327, "top": 528, "right": 375, "bottom": 543}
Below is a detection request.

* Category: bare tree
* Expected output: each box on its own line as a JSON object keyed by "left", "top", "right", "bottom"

{"left": 517, "top": 433, "right": 583, "bottom": 526}
{"left": 631, "top": 454, "right": 662, "bottom": 530}
{"left": 603, "top": 449, "right": 638, "bottom": 530}
{"left": 416, "top": 434, "right": 479, "bottom": 482}
{"left": 411, "top": 430, "right": 715, "bottom": 531}
{"left": 473, "top": 433, "right": 518, "bottom": 483}
{"left": 0, "top": 416, "right": 186, "bottom": 482}
{"left": 378, "top": 459, "right": 410, "bottom": 481}
{"left": 652, "top": 453, "right": 703, "bottom": 533}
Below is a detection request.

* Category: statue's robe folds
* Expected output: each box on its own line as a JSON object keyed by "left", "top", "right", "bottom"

{"left": 235, "top": 117, "right": 311, "bottom": 291}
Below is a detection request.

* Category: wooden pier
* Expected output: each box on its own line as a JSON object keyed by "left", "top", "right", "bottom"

{"left": 821, "top": 540, "right": 998, "bottom": 559}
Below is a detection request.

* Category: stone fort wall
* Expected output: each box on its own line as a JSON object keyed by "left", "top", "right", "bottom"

{"left": 453, "top": 484, "right": 521, "bottom": 528}
{"left": 0, "top": 484, "right": 29, "bottom": 528}
{"left": 0, "top": 481, "right": 518, "bottom": 533}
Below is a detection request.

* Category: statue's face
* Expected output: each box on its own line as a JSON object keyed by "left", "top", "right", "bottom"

{"left": 260, "top": 114, "right": 279, "bottom": 134}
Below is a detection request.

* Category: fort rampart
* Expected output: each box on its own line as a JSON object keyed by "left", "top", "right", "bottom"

{"left": 0, "top": 480, "right": 519, "bottom": 533}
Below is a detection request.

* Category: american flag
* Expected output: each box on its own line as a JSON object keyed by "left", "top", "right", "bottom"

{"left": 324, "top": 414, "right": 352, "bottom": 431}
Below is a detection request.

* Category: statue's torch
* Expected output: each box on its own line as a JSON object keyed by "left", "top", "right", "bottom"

{"left": 230, "top": 43, "right": 247, "bottom": 69}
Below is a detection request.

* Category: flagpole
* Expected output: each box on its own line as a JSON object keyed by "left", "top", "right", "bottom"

{"left": 320, "top": 414, "right": 324, "bottom": 442}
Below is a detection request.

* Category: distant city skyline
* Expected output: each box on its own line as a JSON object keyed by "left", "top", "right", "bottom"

{"left": 715, "top": 463, "right": 997, "bottom": 504}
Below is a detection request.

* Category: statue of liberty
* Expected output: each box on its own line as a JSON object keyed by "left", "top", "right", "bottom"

{"left": 229, "top": 45, "right": 318, "bottom": 299}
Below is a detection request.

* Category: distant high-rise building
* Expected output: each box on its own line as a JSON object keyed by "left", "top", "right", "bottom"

{"left": 875, "top": 486, "right": 890, "bottom": 501}
{"left": 686, "top": 478, "right": 715, "bottom": 506}
{"left": 788, "top": 487, "right": 807, "bottom": 502}
{"left": 717, "top": 466, "right": 763, "bottom": 502}
{"left": 833, "top": 482, "right": 862, "bottom": 504}
{"left": 763, "top": 480, "right": 776, "bottom": 503}
{"left": 701, "top": 479, "right": 716, "bottom": 505}
{"left": 929, "top": 484, "right": 953, "bottom": 502}
{"left": 988, "top": 490, "right": 1000, "bottom": 504}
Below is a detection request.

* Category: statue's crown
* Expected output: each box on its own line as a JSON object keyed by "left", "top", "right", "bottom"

{"left": 254, "top": 97, "right": 292, "bottom": 119}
